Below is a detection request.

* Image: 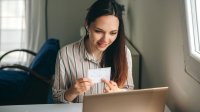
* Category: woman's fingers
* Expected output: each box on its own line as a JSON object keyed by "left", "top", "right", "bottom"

{"left": 110, "top": 80, "right": 117, "bottom": 86}
{"left": 102, "top": 79, "right": 120, "bottom": 93}
{"left": 102, "top": 79, "right": 117, "bottom": 89}
{"left": 101, "top": 79, "right": 113, "bottom": 89}
{"left": 78, "top": 78, "right": 92, "bottom": 84}
{"left": 104, "top": 85, "right": 111, "bottom": 93}
{"left": 74, "top": 78, "right": 93, "bottom": 94}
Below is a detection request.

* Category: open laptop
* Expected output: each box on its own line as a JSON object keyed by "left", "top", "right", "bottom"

{"left": 83, "top": 87, "right": 168, "bottom": 112}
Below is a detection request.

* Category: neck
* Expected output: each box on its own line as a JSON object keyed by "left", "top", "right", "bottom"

{"left": 93, "top": 51, "right": 103, "bottom": 61}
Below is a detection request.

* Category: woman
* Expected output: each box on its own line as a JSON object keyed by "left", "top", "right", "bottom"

{"left": 52, "top": 0, "right": 134, "bottom": 103}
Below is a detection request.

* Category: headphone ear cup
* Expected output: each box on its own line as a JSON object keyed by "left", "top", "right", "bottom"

{"left": 84, "top": 26, "right": 89, "bottom": 36}
{"left": 85, "top": 26, "right": 88, "bottom": 31}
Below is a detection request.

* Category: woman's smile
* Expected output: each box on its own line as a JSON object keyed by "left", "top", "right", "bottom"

{"left": 97, "top": 41, "right": 109, "bottom": 48}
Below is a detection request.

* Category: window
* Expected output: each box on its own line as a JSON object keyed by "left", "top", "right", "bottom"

{"left": 184, "top": 0, "right": 200, "bottom": 82}
{"left": 185, "top": 0, "right": 200, "bottom": 61}
{"left": 0, "top": 0, "right": 27, "bottom": 65}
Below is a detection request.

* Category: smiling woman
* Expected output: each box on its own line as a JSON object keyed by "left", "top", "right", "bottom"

{"left": 52, "top": 0, "right": 134, "bottom": 103}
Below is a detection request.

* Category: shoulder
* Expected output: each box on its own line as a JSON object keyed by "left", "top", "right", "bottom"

{"left": 58, "top": 39, "right": 83, "bottom": 58}
{"left": 125, "top": 45, "right": 132, "bottom": 61}
{"left": 60, "top": 39, "right": 82, "bottom": 53}
{"left": 125, "top": 45, "right": 131, "bottom": 55}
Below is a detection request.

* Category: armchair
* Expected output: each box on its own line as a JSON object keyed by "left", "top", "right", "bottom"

{"left": 0, "top": 38, "right": 60, "bottom": 105}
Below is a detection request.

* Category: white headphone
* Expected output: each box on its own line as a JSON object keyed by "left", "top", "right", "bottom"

{"left": 85, "top": 26, "right": 88, "bottom": 31}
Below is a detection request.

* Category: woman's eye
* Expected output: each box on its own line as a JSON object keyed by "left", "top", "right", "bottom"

{"left": 111, "top": 32, "right": 117, "bottom": 35}
{"left": 95, "top": 30, "right": 102, "bottom": 33}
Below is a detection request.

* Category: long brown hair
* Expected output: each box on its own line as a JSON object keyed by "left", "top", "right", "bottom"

{"left": 85, "top": 0, "right": 128, "bottom": 88}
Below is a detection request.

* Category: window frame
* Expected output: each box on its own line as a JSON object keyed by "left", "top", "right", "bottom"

{"left": 184, "top": 0, "right": 200, "bottom": 83}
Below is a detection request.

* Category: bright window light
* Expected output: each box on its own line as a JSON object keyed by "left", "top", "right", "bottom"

{"left": 185, "top": 0, "right": 200, "bottom": 62}
{"left": 0, "top": 0, "right": 27, "bottom": 65}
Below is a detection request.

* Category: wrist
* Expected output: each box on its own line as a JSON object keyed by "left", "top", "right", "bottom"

{"left": 64, "top": 87, "right": 79, "bottom": 102}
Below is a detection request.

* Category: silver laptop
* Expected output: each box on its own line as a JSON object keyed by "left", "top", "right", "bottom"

{"left": 83, "top": 87, "right": 168, "bottom": 112}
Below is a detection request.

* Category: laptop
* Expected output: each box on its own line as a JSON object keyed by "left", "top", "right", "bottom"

{"left": 83, "top": 87, "right": 168, "bottom": 112}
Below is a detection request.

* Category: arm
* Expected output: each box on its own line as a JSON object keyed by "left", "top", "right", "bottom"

{"left": 52, "top": 50, "right": 70, "bottom": 103}
{"left": 52, "top": 50, "right": 93, "bottom": 103}
{"left": 64, "top": 78, "right": 93, "bottom": 102}
{"left": 52, "top": 50, "right": 79, "bottom": 103}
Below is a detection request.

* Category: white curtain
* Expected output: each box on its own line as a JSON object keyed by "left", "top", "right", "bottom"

{"left": 0, "top": 0, "right": 27, "bottom": 65}
{"left": 25, "top": 0, "right": 46, "bottom": 52}
{"left": 0, "top": 0, "right": 46, "bottom": 66}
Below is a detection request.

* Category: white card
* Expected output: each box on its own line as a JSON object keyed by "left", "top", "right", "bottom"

{"left": 87, "top": 67, "right": 111, "bottom": 84}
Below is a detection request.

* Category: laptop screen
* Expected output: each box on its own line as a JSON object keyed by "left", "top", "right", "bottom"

{"left": 83, "top": 87, "right": 168, "bottom": 112}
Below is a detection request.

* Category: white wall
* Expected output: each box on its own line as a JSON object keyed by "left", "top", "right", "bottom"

{"left": 128, "top": 0, "right": 200, "bottom": 111}
{"left": 47, "top": 0, "right": 94, "bottom": 47}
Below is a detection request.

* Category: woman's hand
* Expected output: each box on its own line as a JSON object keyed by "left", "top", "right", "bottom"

{"left": 102, "top": 79, "right": 122, "bottom": 93}
{"left": 73, "top": 78, "right": 93, "bottom": 94}
{"left": 64, "top": 78, "right": 93, "bottom": 101}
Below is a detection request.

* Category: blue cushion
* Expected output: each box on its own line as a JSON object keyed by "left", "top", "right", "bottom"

{"left": 29, "top": 38, "right": 60, "bottom": 79}
{"left": 0, "top": 70, "right": 29, "bottom": 104}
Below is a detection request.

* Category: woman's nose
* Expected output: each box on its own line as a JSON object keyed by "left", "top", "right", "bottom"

{"left": 101, "top": 33, "right": 110, "bottom": 41}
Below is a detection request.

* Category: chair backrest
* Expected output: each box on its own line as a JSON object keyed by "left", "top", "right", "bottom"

{"left": 26, "top": 38, "right": 60, "bottom": 104}
{"left": 29, "top": 38, "right": 60, "bottom": 79}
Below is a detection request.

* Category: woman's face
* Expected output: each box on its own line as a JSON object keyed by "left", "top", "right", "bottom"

{"left": 87, "top": 15, "right": 119, "bottom": 52}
